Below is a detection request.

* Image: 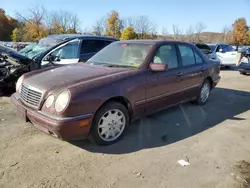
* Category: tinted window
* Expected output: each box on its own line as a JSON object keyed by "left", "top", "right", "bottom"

{"left": 81, "top": 40, "right": 112, "bottom": 54}
{"left": 153, "top": 45, "right": 178, "bottom": 69}
{"left": 222, "top": 45, "right": 235, "bottom": 52}
{"left": 178, "top": 45, "right": 196, "bottom": 66}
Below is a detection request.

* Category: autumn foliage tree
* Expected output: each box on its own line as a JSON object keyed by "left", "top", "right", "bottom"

{"left": 232, "top": 18, "right": 248, "bottom": 45}
{"left": 0, "top": 8, "right": 18, "bottom": 41}
{"left": 120, "top": 26, "right": 137, "bottom": 40}
{"left": 105, "top": 11, "right": 123, "bottom": 38}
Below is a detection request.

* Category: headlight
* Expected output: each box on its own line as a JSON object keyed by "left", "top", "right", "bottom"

{"left": 45, "top": 95, "right": 54, "bottom": 108}
{"left": 55, "top": 90, "right": 71, "bottom": 113}
{"left": 16, "top": 75, "right": 24, "bottom": 93}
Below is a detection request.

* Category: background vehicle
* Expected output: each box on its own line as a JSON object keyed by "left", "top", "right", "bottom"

{"left": 12, "top": 40, "right": 221, "bottom": 145}
{"left": 238, "top": 48, "right": 250, "bottom": 75}
{"left": 0, "top": 34, "right": 118, "bottom": 90}
{"left": 205, "top": 43, "right": 237, "bottom": 67}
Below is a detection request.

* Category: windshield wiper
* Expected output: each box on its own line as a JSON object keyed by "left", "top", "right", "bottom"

{"left": 104, "top": 64, "right": 136, "bottom": 68}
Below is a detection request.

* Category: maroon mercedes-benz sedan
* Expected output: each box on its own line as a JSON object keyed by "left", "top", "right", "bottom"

{"left": 11, "top": 40, "right": 221, "bottom": 145}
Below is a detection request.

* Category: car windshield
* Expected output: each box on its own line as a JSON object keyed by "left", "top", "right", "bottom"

{"left": 86, "top": 42, "right": 152, "bottom": 68}
{"left": 196, "top": 44, "right": 212, "bottom": 54}
{"left": 19, "top": 37, "right": 64, "bottom": 59}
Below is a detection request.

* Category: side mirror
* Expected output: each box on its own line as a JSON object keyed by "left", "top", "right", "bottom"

{"left": 149, "top": 63, "right": 168, "bottom": 72}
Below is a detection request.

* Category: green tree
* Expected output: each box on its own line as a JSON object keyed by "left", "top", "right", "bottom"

{"left": 120, "top": 26, "right": 137, "bottom": 40}
{"left": 232, "top": 18, "right": 248, "bottom": 45}
{"left": 105, "top": 11, "right": 122, "bottom": 38}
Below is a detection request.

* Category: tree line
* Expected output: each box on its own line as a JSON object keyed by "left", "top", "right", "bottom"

{"left": 0, "top": 5, "right": 250, "bottom": 45}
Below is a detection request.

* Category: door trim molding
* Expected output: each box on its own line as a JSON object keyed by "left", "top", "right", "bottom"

{"left": 135, "top": 84, "right": 200, "bottom": 106}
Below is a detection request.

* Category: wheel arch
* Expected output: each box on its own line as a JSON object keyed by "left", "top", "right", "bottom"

{"left": 95, "top": 96, "right": 133, "bottom": 121}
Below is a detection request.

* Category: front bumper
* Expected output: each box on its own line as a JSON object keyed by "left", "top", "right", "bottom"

{"left": 11, "top": 93, "right": 93, "bottom": 140}
{"left": 238, "top": 63, "right": 250, "bottom": 73}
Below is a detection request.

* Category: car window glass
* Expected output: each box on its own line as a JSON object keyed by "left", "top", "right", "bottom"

{"left": 194, "top": 51, "right": 203, "bottom": 64}
{"left": 51, "top": 41, "right": 80, "bottom": 59}
{"left": 222, "top": 45, "right": 235, "bottom": 52}
{"left": 81, "top": 40, "right": 112, "bottom": 54}
{"left": 153, "top": 45, "right": 178, "bottom": 69}
{"left": 178, "top": 45, "right": 196, "bottom": 66}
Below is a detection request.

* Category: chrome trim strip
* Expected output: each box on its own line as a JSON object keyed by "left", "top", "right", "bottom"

{"left": 135, "top": 100, "right": 146, "bottom": 106}
{"left": 38, "top": 111, "right": 93, "bottom": 121}
{"left": 147, "top": 84, "right": 200, "bottom": 103}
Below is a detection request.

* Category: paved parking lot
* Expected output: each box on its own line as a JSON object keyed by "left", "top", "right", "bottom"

{"left": 0, "top": 70, "right": 250, "bottom": 188}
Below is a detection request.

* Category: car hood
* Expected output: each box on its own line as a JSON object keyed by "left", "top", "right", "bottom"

{"left": 23, "top": 64, "right": 136, "bottom": 92}
{"left": 0, "top": 45, "right": 32, "bottom": 66}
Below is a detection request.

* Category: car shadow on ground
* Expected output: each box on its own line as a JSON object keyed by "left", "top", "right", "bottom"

{"left": 70, "top": 87, "right": 250, "bottom": 154}
{"left": 0, "top": 87, "right": 15, "bottom": 97}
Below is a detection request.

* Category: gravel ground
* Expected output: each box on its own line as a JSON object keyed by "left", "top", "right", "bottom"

{"left": 0, "top": 70, "right": 250, "bottom": 188}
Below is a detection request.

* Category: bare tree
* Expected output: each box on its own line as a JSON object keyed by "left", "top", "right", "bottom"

{"left": 121, "top": 17, "right": 135, "bottom": 29}
{"left": 195, "top": 22, "right": 206, "bottom": 42}
{"left": 16, "top": 5, "right": 46, "bottom": 36}
{"left": 92, "top": 17, "right": 107, "bottom": 35}
{"left": 51, "top": 10, "right": 81, "bottom": 33}
{"left": 186, "top": 25, "right": 194, "bottom": 42}
{"left": 134, "top": 16, "right": 155, "bottom": 39}
{"left": 221, "top": 25, "right": 232, "bottom": 43}
{"left": 172, "top": 24, "right": 182, "bottom": 40}
{"left": 161, "top": 27, "right": 168, "bottom": 39}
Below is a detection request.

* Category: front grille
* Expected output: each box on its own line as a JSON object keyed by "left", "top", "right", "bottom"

{"left": 20, "top": 84, "right": 42, "bottom": 107}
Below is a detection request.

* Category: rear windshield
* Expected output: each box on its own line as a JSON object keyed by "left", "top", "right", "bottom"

{"left": 86, "top": 42, "right": 152, "bottom": 68}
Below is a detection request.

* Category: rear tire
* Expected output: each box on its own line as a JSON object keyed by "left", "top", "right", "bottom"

{"left": 89, "top": 102, "right": 129, "bottom": 145}
{"left": 194, "top": 79, "right": 211, "bottom": 106}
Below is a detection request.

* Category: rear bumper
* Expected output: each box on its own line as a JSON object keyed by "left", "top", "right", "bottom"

{"left": 11, "top": 93, "right": 93, "bottom": 140}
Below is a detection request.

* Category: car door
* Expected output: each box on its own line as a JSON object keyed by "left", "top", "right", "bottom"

{"left": 79, "top": 40, "right": 113, "bottom": 62}
{"left": 176, "top": 44, "right": 207, "bottom": 99}
{"left": 41, "top": 39, "right": 81, "bottom": 67}
{"left": 145, "top": 43, "right": 185, "bottom": 113}
{"left": 216, "top": 44, "right": 237, "bottom": 65}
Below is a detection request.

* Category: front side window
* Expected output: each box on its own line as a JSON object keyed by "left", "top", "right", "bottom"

{"left": 51, "top": 41, "right": 80, "bottom": 59}
{"left": 222, "top": 45, "right": 235, "bottom": 52}
{"left": 178, "top": 45, "right": 196, "bottom": 67}
{"left": 153, "top": 45, "right": 178, "bottom": 69}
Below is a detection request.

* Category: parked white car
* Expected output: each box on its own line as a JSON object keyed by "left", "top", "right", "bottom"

{"left": 206, "top": 43, "right": 237, "bottom": 67}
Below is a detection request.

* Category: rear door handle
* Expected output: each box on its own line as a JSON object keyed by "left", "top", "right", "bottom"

{"left": 176, "top": 72, "right": 183, "bottom": 76}
{"left": 200, "top": 68, "right": 206, "bottom": 72}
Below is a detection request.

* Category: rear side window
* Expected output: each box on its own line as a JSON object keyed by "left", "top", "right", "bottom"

{"left": 81, "top": 40, "right": 112, "bottom": 54}
{"left": 194, "top": 51, "right": 203, "bottom": 64}
{"left": 178, "top": 45, "right": 196, "bottom": 67}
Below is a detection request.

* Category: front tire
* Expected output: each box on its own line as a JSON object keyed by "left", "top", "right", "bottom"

{"left": 240, "top": 71, "right": 247, "bottom": 75}
{"left": 194, "top": 79, "right": 211, "bottom": 106}
{"left": 90, "top": 102, "right": 129, "bottom": 145}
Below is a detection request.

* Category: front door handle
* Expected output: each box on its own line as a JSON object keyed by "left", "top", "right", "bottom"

{"left": 200, "top": 68, "right": 206, "bottom": 72}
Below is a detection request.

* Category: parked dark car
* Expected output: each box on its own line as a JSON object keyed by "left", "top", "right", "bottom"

{"left": 11, "top": 40, "right": 221, "bottom": 145}
{"left": 238, "top": 48, "right": 250, "bottom": 75}
{"left": 0, "top": 34, "right": 118, "bottom": 90}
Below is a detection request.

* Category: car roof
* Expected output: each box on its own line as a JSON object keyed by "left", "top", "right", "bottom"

{"left": 205, "top": 43, "right": 228, "bottom": 46}
{"left": 46, "top": 34, "right": 119, "bottom": 41}
{"left": 115, "top": 40, "right": 194, "bottom": 45}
